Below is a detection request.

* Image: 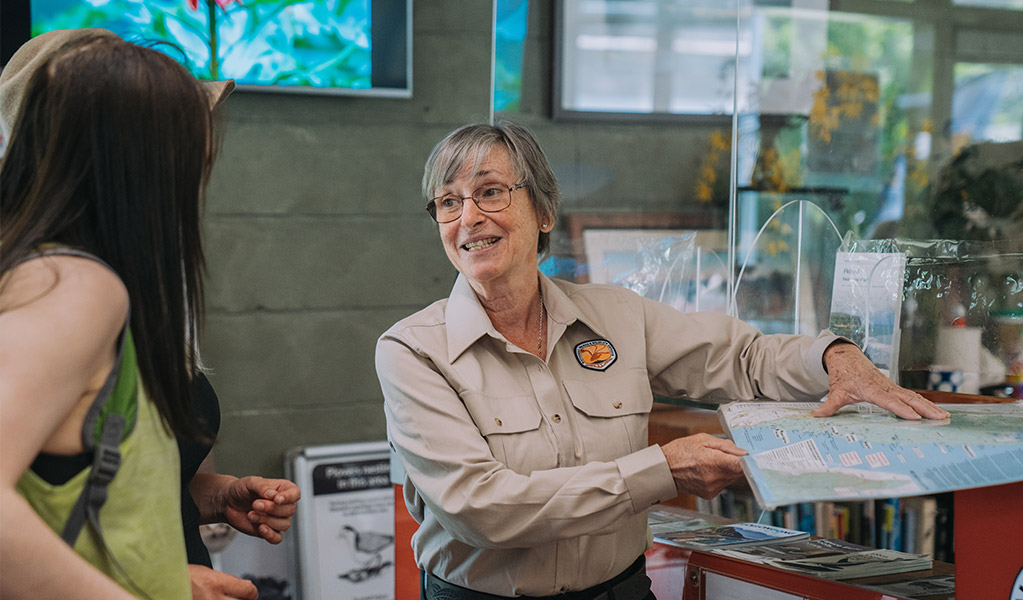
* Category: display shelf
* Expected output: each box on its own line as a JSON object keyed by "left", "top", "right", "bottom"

{"left": 645, "top": 506, "right": 955, "bottom": 600}
{"left": 647, "top": 542, "right": 954, "bottom": 600}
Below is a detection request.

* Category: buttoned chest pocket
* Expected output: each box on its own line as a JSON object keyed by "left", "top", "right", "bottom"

{"left": 562, "top": 369, "right": 653, "bottom": 461}
{"left": 459, "top": 391, "right": 557, "bottom": 473}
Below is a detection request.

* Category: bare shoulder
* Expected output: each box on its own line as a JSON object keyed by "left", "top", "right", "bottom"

{"left": 0, "top": 254, "right": 128, "bottom": 334}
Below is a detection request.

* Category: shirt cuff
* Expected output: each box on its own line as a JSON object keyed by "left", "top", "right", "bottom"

{"left": 806, "top": 331, "right": 851, "bottom": 387}
{"left": 616, "top": 445, "right": 678, "bottom": 513}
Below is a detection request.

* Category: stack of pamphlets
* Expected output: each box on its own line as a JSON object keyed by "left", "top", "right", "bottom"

{"left": 647, "top": 509, "right": 716, "bottom": 537}
{"left": 713, "top": 538, "right": 932, "bottom": 580}
{"left": 862, "top": 573, "right": 954, "bottom": 599}
{"left": 654, "top": 521, "right": 809, "bottom": 551}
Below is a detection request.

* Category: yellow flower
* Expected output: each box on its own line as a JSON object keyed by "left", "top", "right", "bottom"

{"left": 695, "top": 181, "right": 713, "bottom": 203}
{"left": 710, "top": 130, "right": 730, "bottom": 152}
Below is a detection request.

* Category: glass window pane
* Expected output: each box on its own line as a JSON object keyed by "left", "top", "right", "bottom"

{"left": 558, "top": 0, "right": 740, "bottom": 116}
{"left": 953, "top": 0, "right": 1023, "bottom": 9}
{"left": 953, "top": 63, "right": 1023, "bottom": 143}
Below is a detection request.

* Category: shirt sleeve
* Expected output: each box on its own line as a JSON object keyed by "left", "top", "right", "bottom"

{"left": 376, "top": 332, "right": 677, "bottom": 550}
{"left": 638, "top": 295, "right": 836, "bottom": 402}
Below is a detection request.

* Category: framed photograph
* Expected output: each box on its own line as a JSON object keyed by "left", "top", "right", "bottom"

{"left": 559, "top": 213, "right": 728, "bottom": 314}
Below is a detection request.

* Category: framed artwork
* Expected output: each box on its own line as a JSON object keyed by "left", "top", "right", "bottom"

{"left": 558, "top": 213, "right": 728, "bottom": 314}
{"left": 5, "top": 0, "right": 411, "bottom": 97}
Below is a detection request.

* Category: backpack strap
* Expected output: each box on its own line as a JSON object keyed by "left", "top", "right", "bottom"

{"left": 60, "top": 324, "right": 131, "bottom": 545}
{"left": 17, "top": 248, "right": 137, "bottom": 546}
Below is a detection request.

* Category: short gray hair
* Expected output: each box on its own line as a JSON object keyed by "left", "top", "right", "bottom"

{"left": 422, "top": 121, "right": 561, "bottom": 255}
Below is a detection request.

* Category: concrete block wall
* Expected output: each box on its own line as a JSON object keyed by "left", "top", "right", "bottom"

{"left": 201, "top": 0, "right": 723, "bottom": 478}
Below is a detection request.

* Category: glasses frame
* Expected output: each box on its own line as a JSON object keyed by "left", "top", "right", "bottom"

{"left": 426, "top": 181, "right": 527, "bottom": 223}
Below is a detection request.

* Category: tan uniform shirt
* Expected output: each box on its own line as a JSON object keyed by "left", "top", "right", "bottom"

{"left": 376, "top": 273, "right": 838, "bottom": 597}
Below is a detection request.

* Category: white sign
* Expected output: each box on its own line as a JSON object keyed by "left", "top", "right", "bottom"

{"left": 286, "top": 442, "right": 394, "bottom": 600}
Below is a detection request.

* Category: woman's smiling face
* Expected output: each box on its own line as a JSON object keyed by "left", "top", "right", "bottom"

{"left": 436, "top": 145, "right": 543, "bottom": 294}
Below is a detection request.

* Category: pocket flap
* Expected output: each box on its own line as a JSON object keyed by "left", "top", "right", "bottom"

{"left": 563, "top": 369, "right": 652, "bottom": 418}
{"left": 460, "top": 390, "right": 542, "bottom": 436}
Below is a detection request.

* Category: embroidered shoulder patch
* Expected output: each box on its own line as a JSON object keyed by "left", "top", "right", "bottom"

{"left": 574, "top": 339, "right": 617, "bottom": 371}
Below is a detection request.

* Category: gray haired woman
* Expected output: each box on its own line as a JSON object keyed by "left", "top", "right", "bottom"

{"left": 376, "top": 121, "right": 947, "bottom": 600}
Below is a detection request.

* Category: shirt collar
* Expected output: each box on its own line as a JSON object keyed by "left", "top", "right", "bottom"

{"left": 444, "top": 272, "right": 608, "bottom": 362}
{"left": 444, "top": 274, "right": 495, "bottom": 363}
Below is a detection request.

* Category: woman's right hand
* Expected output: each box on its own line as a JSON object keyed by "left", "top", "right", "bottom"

{"left": 188, "top": 565, "right": 258, "bottom": 600}
{"left": 660, "top": 434, "right": 747, "bottom": 499}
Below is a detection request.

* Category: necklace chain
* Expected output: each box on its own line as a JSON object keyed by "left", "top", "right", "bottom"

{"left": 537, "top": 289, "right": 546, "bottom": 357}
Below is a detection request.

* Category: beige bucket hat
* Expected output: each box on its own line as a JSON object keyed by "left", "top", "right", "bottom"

{"left": 0, "top": 28, "right": 235, "bottom": 138}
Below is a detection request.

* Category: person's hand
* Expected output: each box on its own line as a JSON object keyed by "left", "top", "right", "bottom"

{"left": 660, "top": 433, "right": 748, "bottom": 499}
{"left": 188, "top": 564, "right": 258, "bottom": 600}
{"left": 222, "top": 477, "right": 300, "bottom": 544}
{"left": 813, "top": 342, "right": 950, "bottom": 420}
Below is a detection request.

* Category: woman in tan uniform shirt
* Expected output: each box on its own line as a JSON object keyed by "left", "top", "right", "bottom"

{"left": 375, "top": 121, "right": 948, "bottom": 600}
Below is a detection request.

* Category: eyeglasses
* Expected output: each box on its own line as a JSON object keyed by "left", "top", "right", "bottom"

{"left": 426, "top": 182, "right": 527, "bottom": 223}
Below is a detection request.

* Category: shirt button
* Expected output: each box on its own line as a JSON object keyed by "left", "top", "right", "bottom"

{"left": 552, "top": 414, "right": 561, "bottom": 423}
{"left": 613, "top": 401, "right": 623, "bottom": 409}
{"left": 494, "top": 418, "right": 503, "bottom": 426}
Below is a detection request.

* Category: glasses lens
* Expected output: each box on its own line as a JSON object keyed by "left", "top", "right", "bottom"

{"left": 430, "top": 196, "right": 463, "bottom": 223}
{"left": 473, "top": 185, "right": 512, "bottom": 213}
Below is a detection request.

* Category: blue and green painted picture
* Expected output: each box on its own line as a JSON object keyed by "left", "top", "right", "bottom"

{"left": 31, "top": 0, "right": 371, "bottom": 89}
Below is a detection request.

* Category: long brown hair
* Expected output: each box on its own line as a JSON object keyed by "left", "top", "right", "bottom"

{"left": 0, "top": 34, "right": 215, "bottom": 440}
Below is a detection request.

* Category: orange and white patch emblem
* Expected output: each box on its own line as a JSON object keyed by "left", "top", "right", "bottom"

{"left": 574, "top": 339, "right": 617, "bottom": 371}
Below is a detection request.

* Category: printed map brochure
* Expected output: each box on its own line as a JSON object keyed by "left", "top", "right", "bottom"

{"left": 718, "top": 401, "right": 1023, "bottom": 508}
{"left": 655, "top": 522, "right": 809, "bottom": 550}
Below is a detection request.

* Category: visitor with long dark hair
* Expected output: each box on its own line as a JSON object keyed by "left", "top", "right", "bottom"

{"left": 0, "top": 30, "right": 292, "bottom": 599}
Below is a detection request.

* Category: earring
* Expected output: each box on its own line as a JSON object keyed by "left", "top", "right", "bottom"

{"left": 541, "top": 223, "right": 548, "bottom": 231}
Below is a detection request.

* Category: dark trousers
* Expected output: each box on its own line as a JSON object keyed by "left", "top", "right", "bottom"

{"left": 420, "top": 555, "right": 656, "bottom": 600}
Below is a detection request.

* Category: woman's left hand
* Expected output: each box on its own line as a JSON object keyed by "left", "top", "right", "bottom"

{"left": 813, "top": 342, "right": 950, "bottom": 420}
{"left": 222, "top": 477, "right": 300, "bottom": 544}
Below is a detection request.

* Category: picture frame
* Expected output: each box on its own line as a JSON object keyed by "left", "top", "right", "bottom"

{"left": 558, "top": 212, "right": 729, "bottom": 314}
{"left": 4, "top": 0, "right": 412, "bottom": 98}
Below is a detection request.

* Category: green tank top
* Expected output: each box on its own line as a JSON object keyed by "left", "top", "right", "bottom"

{"left": 15, "top": 299, "right": 190, "bottom": 599}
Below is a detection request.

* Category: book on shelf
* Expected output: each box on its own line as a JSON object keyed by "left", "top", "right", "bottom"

{"left": 879, "top": 497, "right": 902, "bottom": 551}
{"left": 713, "top": 537, "right": 932, "bottom": 580}
{"left": 932, "top": 493, "right": 954, "bottom": 563}
{"left": 902, "top": 495, "right": 938, "bottom": 558}
{"left": 655, "top": 522, "right": 809, "bottom": 551}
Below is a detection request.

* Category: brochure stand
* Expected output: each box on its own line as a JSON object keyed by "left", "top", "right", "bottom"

{"left": 647, "top": 541, "right": 954, "bottom": 600}
{"left": 954, "top": 481, "right": 1023, "bottom": 600}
